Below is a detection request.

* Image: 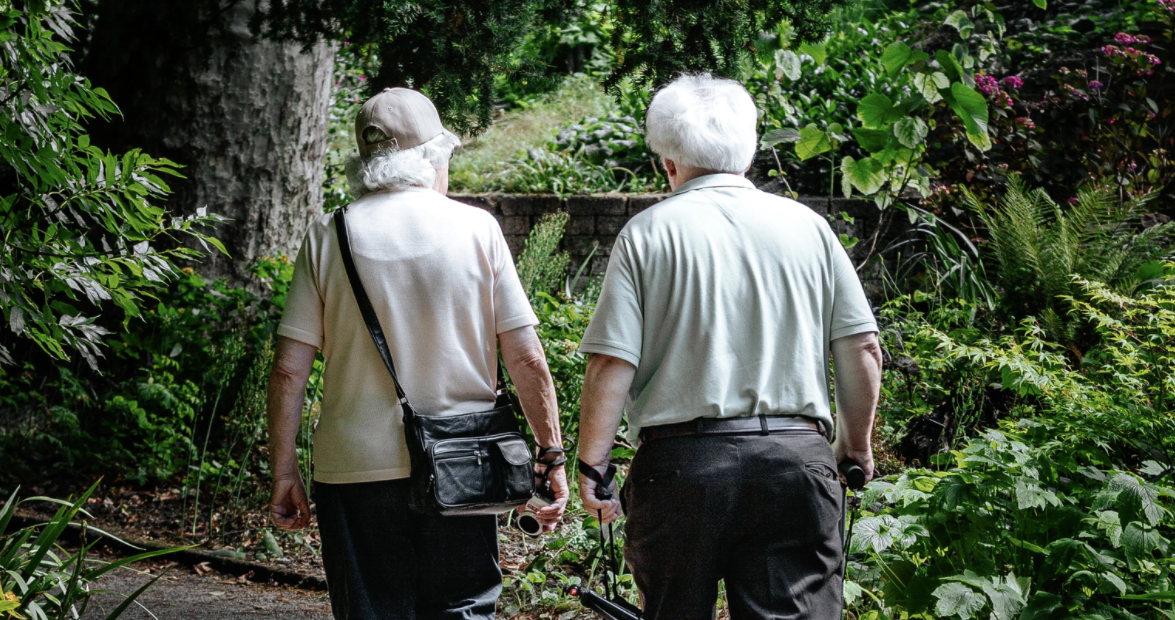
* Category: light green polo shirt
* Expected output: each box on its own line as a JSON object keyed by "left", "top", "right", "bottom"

{"left": 579, "top": 174, "right": 878, "bottom": 442}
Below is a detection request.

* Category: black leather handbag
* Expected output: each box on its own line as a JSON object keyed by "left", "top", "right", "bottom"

{"left": 334, "top": 209, "right": 536, "bottom": 515}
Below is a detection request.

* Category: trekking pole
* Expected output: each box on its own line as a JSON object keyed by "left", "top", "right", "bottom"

{"left": 839, "top": 460, "right": 866, "bottom": 580}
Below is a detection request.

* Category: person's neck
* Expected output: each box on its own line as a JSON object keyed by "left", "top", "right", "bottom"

{"left": 671, "top": 166, "right": 739, "bottom": 190}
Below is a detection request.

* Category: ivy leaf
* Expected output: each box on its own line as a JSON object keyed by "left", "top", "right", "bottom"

{"left": 852, "top": 127, "right": 891, "bottom": 153}
{"left": 842, "top": 156, "right": 886, "bottom": 196}
{"left": 893, "top": 117, "right": 929, "bottom": 148}
{"left": 760, "top": 128, "right": 801, "bottom": 149}
{"left": 1111, "top": 474, "right": 1163, "bottom": 526}
{"left": 1140, "top": 460, "right": 1167, "bottom": 477}
{"left": 976, "top": 572, "right": 1029, "bottom": 620}
{"left": 795, "top": 124, "right": 832, "bottom": 161}
{"left": 1015, "top": 480, "right": 1059, "bottom": 510}
{"left": 776, "top": 49, "right": 801, "bottom": 81}
{"left": 798, "top": 40, "right": 827, "bottom": 66}
{"left": 881, "top": 41, "right": 912, "bottom": 77}
{"left": 933, "top": 582, "right": 985, "bottom": 620}
{"left": 944, "top": 10, "right": 975, "bottom": 38}
{"left": 857, "top": 93, "right": 896, "bottom": 129}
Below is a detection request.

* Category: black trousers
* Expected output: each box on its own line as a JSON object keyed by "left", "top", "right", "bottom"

{"left": 315, "top": 479, "right": 502, "bottom": 620}
{"left": 621, "top": 432, "right": 845, "bottom": 620}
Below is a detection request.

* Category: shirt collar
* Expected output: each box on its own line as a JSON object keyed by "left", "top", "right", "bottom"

{"left": 671, "top": 173, "right": 756, "bottom": 196}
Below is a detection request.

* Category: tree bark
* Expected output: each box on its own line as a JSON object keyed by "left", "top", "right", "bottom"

{"left": 79, "top": 0, "right": 334, "bottom": 287}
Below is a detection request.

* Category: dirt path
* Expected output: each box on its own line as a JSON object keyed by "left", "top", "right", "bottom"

{"left": 82, "top": 561, "right": 332, "bottom": 620}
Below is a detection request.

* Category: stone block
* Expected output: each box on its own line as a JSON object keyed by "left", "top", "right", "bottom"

{"left": 499, "top": 194, "right": 563, "bottom": 216}
{"left": 449, "top": 194, "right": 497, "bottom": 214}
{"left": 565, "top": 215, "right": 596, "bottom": 236}
{"left": 567, "top": 195, "right": 627, "bottom": 216}
{"left": 627, "top": 194, "right": 668, "bottom": 215}
{"left": 564, "top": 235, "right": 612, "bottom": 257}
{"left": 505, "top": 234, "right": 527, "bottom": 255}
{"left": 502, "top": 216, "right": 531, "bottom": 236}
{"left": 596, "top": 216, "right": 628, "bottom": 236}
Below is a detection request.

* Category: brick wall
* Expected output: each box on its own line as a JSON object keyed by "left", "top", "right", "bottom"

{"left": 450, "top": 193, "right": 894, "bottom": 283}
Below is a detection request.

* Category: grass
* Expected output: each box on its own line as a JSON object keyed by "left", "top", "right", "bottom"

{"left": 449, "top": 75, "right": 614, "bottom": 193}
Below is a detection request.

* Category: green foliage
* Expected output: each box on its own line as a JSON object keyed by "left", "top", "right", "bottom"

{"left": 968, "top": 178, "right": 1175, "bottom": 345}
{"left": 0, "top": 4, "right": 224, "bottom": 368}
{"left": 607, "top": 0, "right": 848, "bottom": 93}
{"left": 517, "top": 213, "right": 573, "bottom": 299}
{"left": 847, "top": 421, "right": 1175, "bottom": 620}
{"left": 0, "top": 483, "right": 182, "bottom": 619}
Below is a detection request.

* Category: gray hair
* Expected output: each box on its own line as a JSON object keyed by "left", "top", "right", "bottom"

{"left": 645, "top": 74, "right": 758, "bottom": 173}
{"left": 346, "top": 131, "right": 462, "bottom": 197}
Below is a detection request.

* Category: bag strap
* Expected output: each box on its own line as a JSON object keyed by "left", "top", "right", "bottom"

{"left": 334, "top": 209, "right": 411, "bottom": 409}
{"left": 335, "top": 208, "right": 513, "bottom": 415}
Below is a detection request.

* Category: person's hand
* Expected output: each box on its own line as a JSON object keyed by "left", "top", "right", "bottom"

{"left": 579, "top": 465, "right": 621, "bottom": 524}
{"left": 832, "top": 438, "right": 875, "bottom": 487}
{"left": 270, "top": 474, "right": 311, "bottom": 530}
{"left": 533, "top": 463, "right": 569, "bottom": 533}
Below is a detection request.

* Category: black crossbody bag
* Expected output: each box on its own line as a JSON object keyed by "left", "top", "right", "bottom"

{"left": 334, "top": 209, "right": 536, "bottom": 515}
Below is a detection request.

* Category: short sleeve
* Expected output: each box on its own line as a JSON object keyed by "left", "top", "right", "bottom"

{"left": 490, "top": 222, "right": 539, "bottom": 334}
{"left": 829, "top": 239, "right": 878, "bottom": 341}
{"left": 277, "top": 229, "right": 325, "bottom": 348}
{"left": 579, "top": 235, "right": 643, "bottom": 366}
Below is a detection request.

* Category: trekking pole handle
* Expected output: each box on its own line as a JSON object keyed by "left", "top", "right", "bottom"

{"left": 839, "top": 459, "right": 867, "bottom": 491}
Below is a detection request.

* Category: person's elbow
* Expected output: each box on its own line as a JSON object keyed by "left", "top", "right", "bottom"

{"left": 833, "top": 331, "right": 883, "bottom": 372}
{"left": 500, "top": 326, "right": 550, "bottom": 375}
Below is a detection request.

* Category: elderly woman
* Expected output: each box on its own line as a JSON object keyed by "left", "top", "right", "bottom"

{"left": 576, "top": 74, "right": 882, "bottom": 619}
{"left": 266, "top": 87, "right": 568, "bottom": 620}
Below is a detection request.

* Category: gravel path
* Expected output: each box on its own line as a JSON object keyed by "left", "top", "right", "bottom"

{"left": 82, "top": 561, "right": 332, "bottom": 620}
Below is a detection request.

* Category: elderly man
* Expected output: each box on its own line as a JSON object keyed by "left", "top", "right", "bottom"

{"left": 576, "top": 74, "right": 882, "bottom": 620}
{"left": 267, "top": 87, "right": 568, "bottom": 620}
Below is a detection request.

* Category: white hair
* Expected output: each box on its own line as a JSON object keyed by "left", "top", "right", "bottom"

{"left": 346, "top": 131, "right": 462, "bottom": 197}
{"left": 645, "top": 74, "right": 758, "bottom": 173}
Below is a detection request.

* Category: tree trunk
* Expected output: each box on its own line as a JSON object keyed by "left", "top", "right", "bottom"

{"left": 79, "top": 0, "right": 334, "bottom": 287}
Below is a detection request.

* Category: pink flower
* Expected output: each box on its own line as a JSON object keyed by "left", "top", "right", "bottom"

{"left": 359, "top": 75, "right": 367, "bottom": 82}
{"left": 1002, "top": 75, "right": 1024, "bottom": 89}
{"left": 1068, "top": 197, "right": 1079, "bottom": 206}
{"left": 1089, "top": 80, "right": 1104, "bottom": 90}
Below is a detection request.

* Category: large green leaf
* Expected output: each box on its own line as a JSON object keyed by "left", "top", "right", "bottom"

{"left": 1123, "top": 522, "right": 1168, "bottom": 570}
{"left": 893, "top": 117, "right": 928, "bottom": 148}
{"left": 760, "top": 128, "right": 801, "bottom": 149}
{"left": 914, "top": 72, "right": 949, "bottom": 103}
{"left": 776, "top": 49, "right": 801, "bottom": 81}
{"left": 798, "top": 40, "right": 827, "bottom": 66}
{"left": 881, "top": 41, "right": 912, "bottom": 77}
{"left": 934, "top": 582, "right": 985, "bottom": 620}
{"left": 857, "top": 93, "right": 896, "bottom": 129}
{"left": 842, "top": 156, "right": 886, "bottom": 196}
{"left": 944, "top": 10, "right": 975, "bottom": 38}
{"left": 935, "top": 48, "right": 964, "bottom": 83}
{"left": 1032, "top": 0, "right": 1046, "bottom": 7}
{"left": 943, "top": 82, "right": 991, "bottom": 152}
{"left": 852, "top": 127, "right": 890, "bottom": 153}
{"left": 795, "top": 124, "right": 832, "bottom": 161}
{"left": 1019, "top": 592, "right": 1062, "bottom": 620}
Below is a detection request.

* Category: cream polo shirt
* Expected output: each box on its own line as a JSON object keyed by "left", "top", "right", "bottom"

{"left": 579, "top": 174, "right": 878, "bottom": 443}
{"left": 277, "top": 187, "right": 538, "bottom": 484}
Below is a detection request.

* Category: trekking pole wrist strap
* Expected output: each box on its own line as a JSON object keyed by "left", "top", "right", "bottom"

{"left": 577, "top": 459, "right": 617, "bottom": 499}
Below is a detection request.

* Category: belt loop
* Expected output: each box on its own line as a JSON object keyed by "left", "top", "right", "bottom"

{"left": 696, "top": 418, "right": 705, "bottom": 434}
{"left": 759, "top": 414, "right": 769, "bottom": 436}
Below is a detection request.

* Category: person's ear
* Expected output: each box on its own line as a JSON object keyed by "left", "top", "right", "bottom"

{"left": 663, "top": 158, "right": 678, "bottom": 178}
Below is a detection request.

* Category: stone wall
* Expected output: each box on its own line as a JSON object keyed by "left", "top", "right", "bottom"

{"left": 450, "top": 193, "right": 894, "bottom": 282}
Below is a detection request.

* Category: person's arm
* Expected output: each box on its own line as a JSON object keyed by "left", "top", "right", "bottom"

{"left": 577, "top": 353, "right": 637, "bottom": 524}
{"left": 830, "top": 331, "right": 883, "bottom": 484}
{"left": 499, "top": 325, "right": 567, "bottom": 532}
{"left": 267, "top": 336, "right": 318, "bottom": 530}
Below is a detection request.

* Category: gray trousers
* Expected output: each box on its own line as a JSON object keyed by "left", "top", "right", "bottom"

{"left": 621, "top": 432, "right": 845, "bottom": 620}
